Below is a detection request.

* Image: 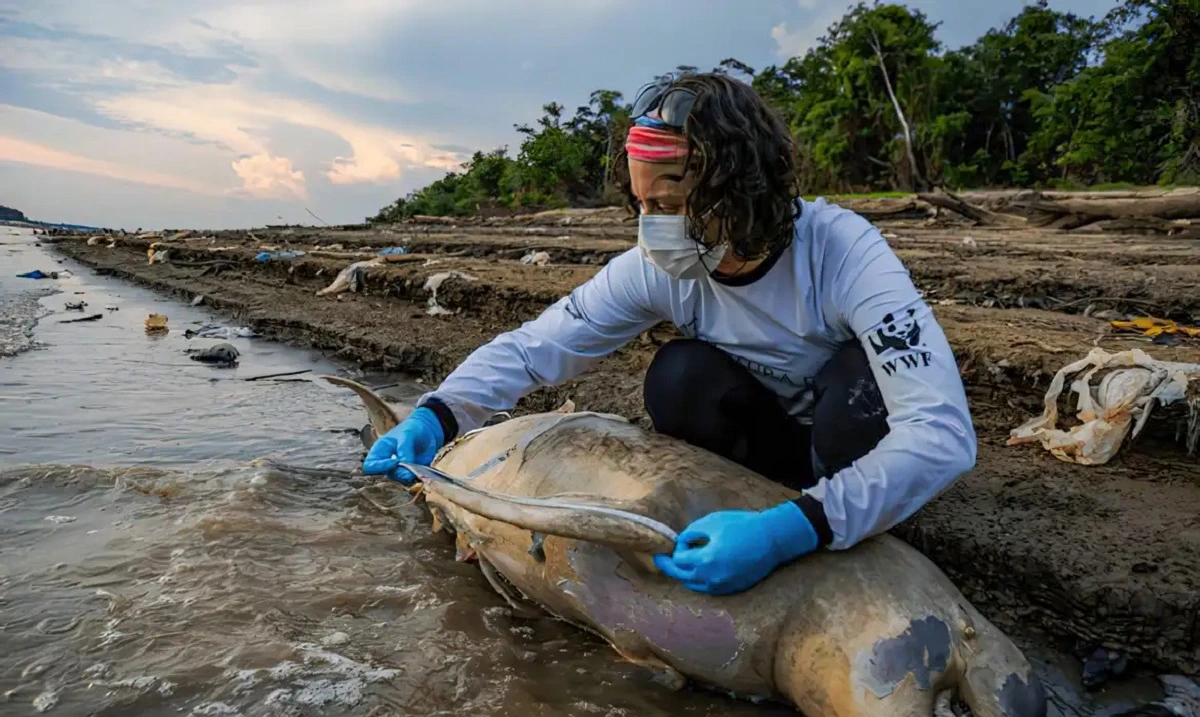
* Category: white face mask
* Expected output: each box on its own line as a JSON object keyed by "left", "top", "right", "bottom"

{"left": 637, "top": 214, "right": 727, "bottom": 280}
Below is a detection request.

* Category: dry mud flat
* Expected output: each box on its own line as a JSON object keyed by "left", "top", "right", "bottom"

{"left": 43, "top": 199, "right": 1200, "bottom": 680}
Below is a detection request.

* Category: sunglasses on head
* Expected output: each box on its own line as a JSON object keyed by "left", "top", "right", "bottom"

{"left": 631, "top": 74, "right": 697, "bottom": 131}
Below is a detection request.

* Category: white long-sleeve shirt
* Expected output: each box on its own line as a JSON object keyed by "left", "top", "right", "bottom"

{"left": 418, "top": 198, "right": 977, "bottom": 549}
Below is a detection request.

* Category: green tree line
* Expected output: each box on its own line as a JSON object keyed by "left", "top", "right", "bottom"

{"left": 370, "top": 0, "right": 1198, "bottom": 221}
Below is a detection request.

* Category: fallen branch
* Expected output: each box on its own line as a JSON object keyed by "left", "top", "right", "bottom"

{"left": 1050, "top": 296, "right": 1164, "bottom": 310}
{"left": 837, "top": 198, "right": 933, "bottom": 222}
{"left": 170, "top": 259, "right": 238, "bottom": 267}
{"left": 307, "top": 250, "right": 375, "bottom": 260}
{"left": 917, "top": 189, "right": 1027, "bottom": 227}
{"left": 243, "top": 369, "right": 313, "bottom": 381}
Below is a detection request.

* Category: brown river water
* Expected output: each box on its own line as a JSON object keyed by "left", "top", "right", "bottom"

{"left": 0, "top": 229, "right": 1172, "bottom": 716}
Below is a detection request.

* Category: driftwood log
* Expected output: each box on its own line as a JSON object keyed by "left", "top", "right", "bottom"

{"left": 915, "top": 188, "right": 1200, "bottom": 233}
{"left": 918, "top": 189, "right": 1028, "bottom": 227}
{"left": 1011, "top": 189, "right": 1200, "bottom": 229}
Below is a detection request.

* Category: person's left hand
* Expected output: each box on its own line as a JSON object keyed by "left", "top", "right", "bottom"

{"left": 653, "top": 501, "right": 819, "bottom": 595}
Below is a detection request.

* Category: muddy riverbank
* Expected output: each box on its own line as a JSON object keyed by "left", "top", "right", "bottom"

{"left": 40, "top": 209, "right": 1200, "bottom": 686}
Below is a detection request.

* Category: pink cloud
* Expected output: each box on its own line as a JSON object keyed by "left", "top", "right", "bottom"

{"left": 0, "top": 135, "right": 222, "bottom": 195}
{"left": 96, "top": 84, "right": 465, "bottom": 187}
{"left": 231, "top": 153, "right": 308, "bottom": 200}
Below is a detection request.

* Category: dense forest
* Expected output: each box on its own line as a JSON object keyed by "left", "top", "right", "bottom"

{"left": 370, "top": 0, "right": 1198, "bottom": 221}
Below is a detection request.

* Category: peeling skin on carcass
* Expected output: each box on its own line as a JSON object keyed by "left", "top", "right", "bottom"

{"left": 561, "top": 541, "right": 746, "bottom": 675}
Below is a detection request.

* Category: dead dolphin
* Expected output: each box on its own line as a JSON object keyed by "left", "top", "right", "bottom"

{"left": 323, "top": 375, "right": 1047, "bottom": 717}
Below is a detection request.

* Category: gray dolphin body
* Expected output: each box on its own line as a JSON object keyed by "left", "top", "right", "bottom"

{"left": 324, "top": 375, "right": 1047, "bottom": 717}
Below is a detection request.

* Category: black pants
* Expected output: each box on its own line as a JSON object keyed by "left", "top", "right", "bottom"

{"left": 643, "top": 339, "right": 889, "bottom": 492}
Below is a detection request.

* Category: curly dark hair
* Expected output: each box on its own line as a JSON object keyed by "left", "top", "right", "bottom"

{"left": 614, "top": 72, "right": 801, "bottom": 261}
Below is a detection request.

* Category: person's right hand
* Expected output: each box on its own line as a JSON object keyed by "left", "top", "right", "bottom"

{"left": 362, "top": 407, "right": 445, "bottom": 484}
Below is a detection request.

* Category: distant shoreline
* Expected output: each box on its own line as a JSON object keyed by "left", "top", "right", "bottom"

{"left": 1, "top": 219, "right": 105, "bottom": 233}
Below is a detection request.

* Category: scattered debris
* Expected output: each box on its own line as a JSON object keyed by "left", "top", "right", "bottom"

{"left": 1133, "top": 675, "right": 1200, "bottom": 717}
{"left": 65, "top": 301, "right": 87, "bottom": 311}
{"left": 917, "top": 188, "right": 1028, "bottom": 227}
{"left": 1111, "top": 316, "right": 1200, "bottom": 340}
{"left": 32, "top": 688, "right": 59, "bottom": 713}
{"left": 317, "top": 259, "right": 381, "bottom": 297}
{"left": 106, "top": 305, "right": 119, "bottom": 312}
{"left": 186, "top": 342, "right": 239, "bottom": 367}
{"left": 17, "top": 269, "right": 60, "bottom": 280}
{"left": 145, "top": 314, "right": 169, "bottom": 334}
{"left": 190, "top": 295, "right": 204, "bottom": 307}
{"left": 1081, "top": 646, "right": 1128, "bottom": 691}
{"left": 377, "top": 247, "right": 408, "bottom": 256}
{"left": 422, "top": 270, "right": 477, "bottom": 316}
{"left": 520, "top": 251, "right": 551, "bottom": 266}
{"left": 148, "top": 248, "right": 169, "bottom": 264}
{"left": 961, "top": 236, "right": 978, "bottom": 250}
{"left": 59, "top": 313, "right": 102, "bottom": 324}
{"left": 1008, "top": 347, "right": 1200, "bottom": 464}
{"left": 243, "top": 369, "right": 311, "bottom": 382}
{"left": 255, "top": 250, "right": 306, "bottom": 262}
{"left": 184, "top": 323, "right": 258, "bottom": 340}
{"left": 1089, "top": 309, "right": 1130, "bottom": 322}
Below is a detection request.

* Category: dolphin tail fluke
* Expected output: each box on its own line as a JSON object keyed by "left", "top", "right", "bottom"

{"left": 319, "top": 375, "right": 403, "bottom": 440}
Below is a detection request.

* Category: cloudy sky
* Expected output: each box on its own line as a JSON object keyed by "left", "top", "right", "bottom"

{"left": 0, "top": 0, "right": 1112, "bottom": 230}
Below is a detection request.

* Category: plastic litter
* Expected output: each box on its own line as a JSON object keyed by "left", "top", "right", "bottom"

{"left": 1008, "top": 347, "right": 1200, "bottom": 465}
{"left": 316, "top": 259, "right": 381, "bottom": 297}
{"left": 17, "top": 270, "right": 59, "bottom": 280}
{"left": 145, "top": 314, "right": 169, "bottom": 334}
{"left": 255, "top": 250, "right": 307, "bottom": 262}
{"left": 1111, "top": 316, "right": 1200, "bottom": 340}
{"left": 184, "top": 323, "right": 258, "bottom": 340}
{"left": 520, "top": 251, "right": 551, "bottom": 266}
{"left": 65, "top": 301, "right": 87, "bottom": 311}
{"left": 423, "top": 270, "right": 477, "bottom": 316}
{"left": 147, "top": 244, "right": 170, "bottom": 264}
{"left": 377, "top": 247, "right": 408, "bottom": 256}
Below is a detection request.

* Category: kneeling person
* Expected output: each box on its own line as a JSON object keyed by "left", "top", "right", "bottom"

{"left": 363, "top": 72, "right": 977, "bottom": 596}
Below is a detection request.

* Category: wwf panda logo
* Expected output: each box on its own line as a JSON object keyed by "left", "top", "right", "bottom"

{"left": 869, "top": 308, "right": 922, "bottom": 355}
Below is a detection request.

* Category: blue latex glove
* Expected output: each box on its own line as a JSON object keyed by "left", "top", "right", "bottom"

{"left": 654, "top": 501, "right": 819, "bottom": 595}
{"left": 362, "top": 407, "right": 445, "bottom": 484}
